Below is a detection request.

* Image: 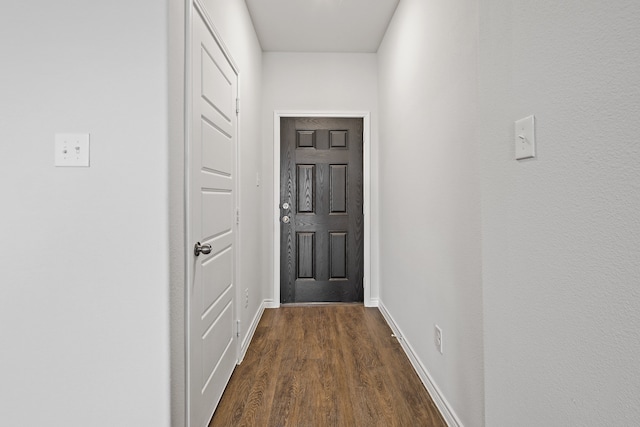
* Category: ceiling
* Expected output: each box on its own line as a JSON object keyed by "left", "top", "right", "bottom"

{"left": 244, "top": 0, "right": 400, "bottom": 53}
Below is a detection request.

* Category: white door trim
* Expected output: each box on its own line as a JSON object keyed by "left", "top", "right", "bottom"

{"left": 272, "top": 111, "right": 373, "bottom": 307}
{"left": 185, "top": 1, "right": 241, "bottom": 426}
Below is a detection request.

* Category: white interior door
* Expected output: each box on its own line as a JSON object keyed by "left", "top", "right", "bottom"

{"left": 188, "top": 5, "right": 238, "bottom": 427}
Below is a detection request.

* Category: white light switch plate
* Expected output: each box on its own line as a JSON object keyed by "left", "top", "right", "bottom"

{"left": 515, "top": 115, "right": 535, "bottom": 160}
{"left": 55, "top": 133, "right": 90, "bottom": 167}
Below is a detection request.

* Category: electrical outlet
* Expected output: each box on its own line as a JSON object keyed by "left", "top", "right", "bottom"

{"left": 55, "top": 133, "right": 90, "bottom": 167}
{"left": 434, "top": 325, "right": 443, "bottom": 354}
{"left": 244, "top": 289, "right": 249, "bottom": 309}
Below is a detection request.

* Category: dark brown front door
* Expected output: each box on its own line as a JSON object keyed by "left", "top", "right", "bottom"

{"left": 280, "top": 117, "right": 364, "bottom": 303}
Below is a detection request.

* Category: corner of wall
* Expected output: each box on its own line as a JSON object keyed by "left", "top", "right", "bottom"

{"left": 168, "top": 0, "right": 187, "bottom": 426}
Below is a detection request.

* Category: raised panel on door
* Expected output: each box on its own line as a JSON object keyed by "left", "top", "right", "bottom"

{"left": 280, "top": 117, "right": 364, "bottom": 303}
{"left": 330, "top": 165, "right": 347, "bottom": 214}
{"left": 297, "top": 232, "right": 315, "bottom": 279}
{"left": 297, "top": 165, "right": 315, "bottom": 214}
{"left": 189, "top": 6, "right": 237, "bottom": 427}
{"left": 330, "top": 232, "right": 347, "bottom": 279}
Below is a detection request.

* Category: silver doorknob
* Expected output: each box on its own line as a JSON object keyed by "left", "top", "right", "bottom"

{"left": 282, "top": 202, "right": 290, "bottom": 210}
{"left": 194, "top": 242, "right": 212, "bottom": 256}
{"left": 282, "top": 215, "right": 290, "bottom": 224}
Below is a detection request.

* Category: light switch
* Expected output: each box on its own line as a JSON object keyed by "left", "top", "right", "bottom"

{"left": 55, "top": 133, "right": 90, "bottom": 167}
{"left": 514, "top": 115, "right": 535, "bottom": 160}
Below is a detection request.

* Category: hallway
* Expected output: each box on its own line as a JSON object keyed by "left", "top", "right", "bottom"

{"left": 4, "top": 0, "right": 640, "bottom": 425}
{"left": 209, "top": 305, "right": 446, "bottom": 426}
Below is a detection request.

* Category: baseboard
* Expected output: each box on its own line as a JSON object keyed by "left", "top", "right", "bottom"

{"left": 365, "top": 297, "right": 379, "bottom": 307}
{"left": 264, "top": 299, "right": 279, "bottom": 309}
{"left": 378, "top": 302, "right": 463, "bottom": 427}
{"left": 238, "top": 300, "right": 266, "bottom": 363}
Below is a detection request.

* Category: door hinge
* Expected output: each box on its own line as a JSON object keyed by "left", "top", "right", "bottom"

{"left": 236, "top": 208, "right": 240, "bottom": 225}
{"left": 236, "top": 98, "right": 240, "bottom": 115}
{"left": 236, "top": 320, "right": 241, "bottom": 337}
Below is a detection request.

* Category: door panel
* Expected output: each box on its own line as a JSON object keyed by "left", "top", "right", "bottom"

{"left": 202, "top": 121, "right": 233, "bottom": 175}
{"left": 297, "top": 165, "right": 315, "bottom": 213}
{"left": 330, "top": 165, "right": 347, "bottom": 213}
{"left": 330, "top": 232, "right": 347, "bottom": 278}
{"left": 280, "top": 117, "right": 364, "bottom": 303}
{"left": 189, "top": 7, "right": 237, "bottom": 427}
{"left": 297, "top": 232, "right": 315, "bottom": 278}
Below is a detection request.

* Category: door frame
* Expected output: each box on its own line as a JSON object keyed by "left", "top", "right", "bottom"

{"left": 272, "top": 111, "right": 373, "bottom": 307}
{"left": 184, "top": 1, "right": 242, "bottom": 425}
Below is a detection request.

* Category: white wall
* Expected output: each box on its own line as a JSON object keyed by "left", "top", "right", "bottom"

{"left": 479, "top": 1, "right": 640, "bottom": 424}
{"left": 1, "top": 2, "right": 171, "bottom": 426}
{"left": 168, "top": 0, "right": 186, "bottom": 425}
{"left": 261, "top": 52, "right": 380, "bottom": 303}
{"left": 376, "top": 0, "right": 484, "bottom": 425}
{"left": 169, "top": 0, "right": 263, "bottom": 425}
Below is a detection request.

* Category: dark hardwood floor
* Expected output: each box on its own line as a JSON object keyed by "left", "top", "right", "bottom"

{"left": 209, "top": 304, "right": 446, "bottom": 427}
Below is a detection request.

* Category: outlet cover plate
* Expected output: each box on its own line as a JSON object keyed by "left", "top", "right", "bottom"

{"left": 55, "top": 133, "right": 90, "bottom": 167}
{"left": 515, "top": 115, "right": 535, "bottom": 160}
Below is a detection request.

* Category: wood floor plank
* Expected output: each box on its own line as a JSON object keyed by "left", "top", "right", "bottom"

{"left": 209, "top": 305, "right": 447, "bottom": 427}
